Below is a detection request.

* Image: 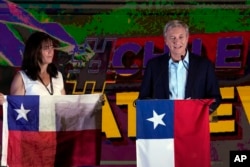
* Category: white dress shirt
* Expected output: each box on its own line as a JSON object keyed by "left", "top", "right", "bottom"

{"left": 169, "top": 52, "right": 189, "bottom": 99}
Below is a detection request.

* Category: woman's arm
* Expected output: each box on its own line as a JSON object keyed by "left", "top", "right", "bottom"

{"left": 61, "top": 88, "right": 66, "bottom": 95}
{"left": 0, "top": 92, "right": 5, "bottom": 105}
{"left": 10, "top": 72, "right": 25, "bottom": 95}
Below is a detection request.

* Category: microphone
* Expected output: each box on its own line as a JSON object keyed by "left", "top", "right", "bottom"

{"left": 181, "top": 55, "right": 188, "bottom": 71}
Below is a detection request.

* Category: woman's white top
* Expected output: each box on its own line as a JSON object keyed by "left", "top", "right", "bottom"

{"left": 19, "top": 70, "right": 64, "bottom": 95}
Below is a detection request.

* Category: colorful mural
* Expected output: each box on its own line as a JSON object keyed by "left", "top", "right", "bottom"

{"left": 1, "top": 0, "right": 250, "bottom": 166}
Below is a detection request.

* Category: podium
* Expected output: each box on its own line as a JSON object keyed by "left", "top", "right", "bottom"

{"left": 135, "top": 99, "right": 213, "bottom": 167}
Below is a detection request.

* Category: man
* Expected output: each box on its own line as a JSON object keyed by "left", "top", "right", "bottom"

{"left": 138, "top": 20, "right": 221, "bottom": 113}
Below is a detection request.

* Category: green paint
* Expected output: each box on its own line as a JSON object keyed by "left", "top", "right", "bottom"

{"left": 189, "top": 8, "right": 250, "bottom": 33}
{"left": 0, "top": 58, "right": 10, "bottom": 66}
{"left": 84, "top": 10, "right": 144, "bottom": 36}
{"left": 63, "top": 24, "right": 86, "bottom": 44}
{"left": 64, "top": 7, "right": 145, "bottom": 39}
{"left": 9, "top": 2, "right": 250, "bottom": 40}
{"left": 27, "top": 9, "right": 53, "bottom": 22}
{"left": 6, "top": 24, "right": 26, "bottom": 43}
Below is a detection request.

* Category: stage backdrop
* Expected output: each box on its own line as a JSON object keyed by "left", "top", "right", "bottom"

{"left": 1, "top": 0, "right": 250, "bottom": 166}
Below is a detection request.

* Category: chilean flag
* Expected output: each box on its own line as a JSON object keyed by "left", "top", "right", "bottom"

{"left": 1, "top": 94, "right": 102, "bottom": 167}
{"left": 136, "top": 99, "right": 212, "bottom": 167}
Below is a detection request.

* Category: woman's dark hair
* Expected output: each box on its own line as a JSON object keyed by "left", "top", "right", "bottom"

{"left": 21, "top": 31, "right": 58, "bottom": 80}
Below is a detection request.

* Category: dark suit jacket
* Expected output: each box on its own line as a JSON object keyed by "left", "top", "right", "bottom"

{"left": 138, "top": 53, "right": 222, "bottom": 112}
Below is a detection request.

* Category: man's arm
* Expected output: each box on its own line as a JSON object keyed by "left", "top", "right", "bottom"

{"left": 206, "top": 61, "right": 222, "bottom": 113}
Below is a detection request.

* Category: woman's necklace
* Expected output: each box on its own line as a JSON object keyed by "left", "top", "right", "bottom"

{"left": 38, "top": 75, "right": 54, "bottom": 95}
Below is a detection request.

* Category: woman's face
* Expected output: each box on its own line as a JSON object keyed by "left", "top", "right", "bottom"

{"left": 40, "top": 40, "right": 54, "bottom": 65}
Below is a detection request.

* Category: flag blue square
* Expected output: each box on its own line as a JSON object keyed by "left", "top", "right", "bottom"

{"left": 7, "top": 96, "right": 40, "bottom": 131}
{"left": 136, "top": 99, "right": 174, "bottom": 139}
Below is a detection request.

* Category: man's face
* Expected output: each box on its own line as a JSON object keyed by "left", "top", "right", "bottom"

{"left": 164, "top": 26, "right": 189, "bottom": 61}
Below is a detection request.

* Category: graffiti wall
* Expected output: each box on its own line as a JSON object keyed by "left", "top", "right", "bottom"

{"left": 1, "top": 0, "right": 250, "bottom": 166}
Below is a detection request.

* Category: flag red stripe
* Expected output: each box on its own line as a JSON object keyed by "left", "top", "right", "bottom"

{"left": 7, "top": 129, "right": 101, "bottom": 167}
{"left": 174, "top": 100, "right": 212, "bottom": 167}
{"left": 55, "top": 129, "right": 102, "bottom": 166}
{"left": 8, "top": 131, "right": 56, "bottom": 167}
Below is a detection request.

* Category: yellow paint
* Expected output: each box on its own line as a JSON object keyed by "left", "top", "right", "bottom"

{"left": 209, "top": 87, "right": 234, "bottom": 133}
{"left": 209, "top": 101, "right": 235, "bottom": 133}
{"left": 220, "top": 87, "right": 234, "bottom": 99}
{"left": 210, "top": 120, "right": 235, "bottom": 133}
{"left": 237, "top": 86, "right": 250, "bottom": 124}
{"left": 102, "top": 94, "right": 121, "bottom": 138}
{"left": 66, "top": 80, "right": 115, "bottom": 94}
{"left": 216, "top": 103, "right": 232, "bottom": 116}
{"left": 116, "top": 92, "right": 138, "bottom": 137}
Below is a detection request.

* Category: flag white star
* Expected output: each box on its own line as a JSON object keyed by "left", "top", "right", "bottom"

{"left": 15, "top": 103, "right": 30, "bottom": 121}
{"left": 147, "top": 110, "right": 166, "bottom": 129}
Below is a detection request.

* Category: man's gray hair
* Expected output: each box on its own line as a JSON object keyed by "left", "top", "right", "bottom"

{"left": 163, "top": 20, "right": 189, "bottom": 37}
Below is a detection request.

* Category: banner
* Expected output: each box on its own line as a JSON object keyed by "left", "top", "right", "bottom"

{"left": 136, "top": 99, "right": 213, "bottom": 167}
{"left": 1, "top": 94, "right": 102, "bottom": 167}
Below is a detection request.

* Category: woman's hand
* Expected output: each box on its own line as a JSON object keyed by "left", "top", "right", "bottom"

{"left": 0, "top": 92, "right": 5, "bottom": 105}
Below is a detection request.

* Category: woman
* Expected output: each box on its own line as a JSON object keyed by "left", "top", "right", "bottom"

{"left": 10, "top": 31, "right": 65, "bottom": 95}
